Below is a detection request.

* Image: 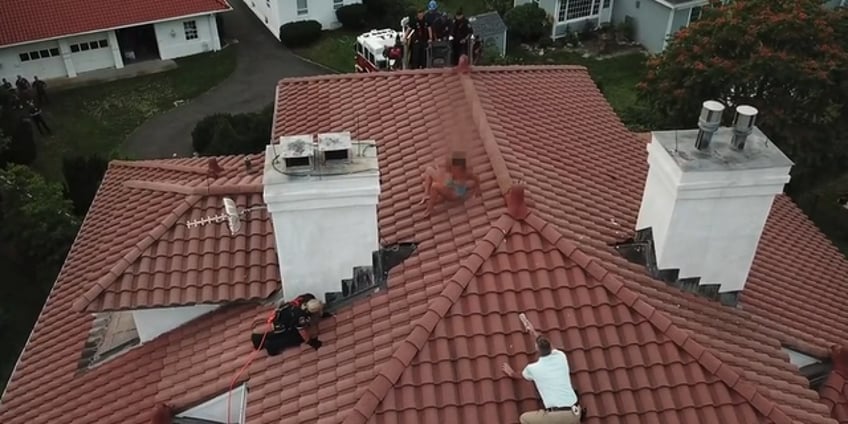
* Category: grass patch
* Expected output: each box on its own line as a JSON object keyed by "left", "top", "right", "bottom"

{"left": 295, "top": 30, "right": 359, "bottom": 73}
{"left": 33, "top": 47, "right": 237, "bottom": 181}
{"left": 510, "top": 48, "right": 646, "bottom": 115}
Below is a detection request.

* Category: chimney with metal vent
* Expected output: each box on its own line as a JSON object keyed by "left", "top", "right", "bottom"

{"left": 635, "top": 101, "right": 793, "bottom": 306}
{"left": 731, "top": 105, "right": 758, "bottom": 150}
{"left": 694, "top": 100, "right": 725, "bottom": 150}
{"left": 263, "top": 132, "right": 380, "bottom": 301}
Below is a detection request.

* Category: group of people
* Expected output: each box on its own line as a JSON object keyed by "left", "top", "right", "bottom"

{"left": 1, "top": 75, "right": 52, "bottom": 136}
{"left": 405, "top": 2, "right": 476, "bottom": 69}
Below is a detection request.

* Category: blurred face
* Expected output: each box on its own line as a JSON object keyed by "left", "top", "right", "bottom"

{"left": 417, "top": 11, "right": 424, "bottom": 19}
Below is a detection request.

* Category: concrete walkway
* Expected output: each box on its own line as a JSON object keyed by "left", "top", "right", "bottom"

{"left": 123, "top": 0, "right": 333, "bottom": 159}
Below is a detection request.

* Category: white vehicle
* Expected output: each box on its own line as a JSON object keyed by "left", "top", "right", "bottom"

{"left": 354, "top": 29, "right": 402, "bottom": 72}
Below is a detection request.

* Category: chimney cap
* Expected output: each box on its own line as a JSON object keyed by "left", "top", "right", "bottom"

{"left": 735, "top": 105, "right": 758, "bottom": 116}
{"left": 702, "top": 100, "right": 725, "bottom": 113}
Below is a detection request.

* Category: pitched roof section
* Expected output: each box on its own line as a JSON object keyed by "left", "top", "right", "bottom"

{"left": 0, "top": 0, "right": 231, "bottom": 46}
{"left": 466, "top": 67, "right": 848, "bottom": 357}
{"left": 69, "top": 158, "right": 278, "bottom": 313}
{"left": 821, "top": 346, "right": 848, "bottom": 423}
{"left": 271, "top": 67, "right": 834, "bottom": 423}
{"left": 360, "top": 202, "right": 790, "bottom": 424}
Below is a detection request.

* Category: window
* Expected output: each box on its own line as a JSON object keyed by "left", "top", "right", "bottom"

{"left": 557, "top": 0, "right": 601, "bottom": 22}
{"left": 184, "top": 20, "right": 199, "bottom": 40}
{"left": 68, "top": 39, "right": 108, "bottom": 53}
{"left": 333, "top": 0, "right": 343, "bottom": 10}
{"left": 19, "top": 46, "right": 63, "bottom": 62}
{"left": 296, "top": 0, "right": 308, "bottom": 15}
{"left": 689, "top": 6, "right": 702, "bottom": 24}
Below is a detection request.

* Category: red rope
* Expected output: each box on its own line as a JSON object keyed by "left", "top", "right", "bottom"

{"left": 226, "top": 311, "right": 275, "bottom": 424}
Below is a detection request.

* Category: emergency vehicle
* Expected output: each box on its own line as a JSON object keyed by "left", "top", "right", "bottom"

{"left": 354, "top": 29, "right": 402, "bottom": 73}
{"left": 354, "top": 17, "right": 483, "bottom": 73}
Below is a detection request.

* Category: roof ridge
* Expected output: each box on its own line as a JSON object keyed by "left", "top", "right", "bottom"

{"left": 521, "top": 211, "right": 795, "bottom": 424}
{"left": 71, "top": 194, "right": 203, "bottom": 312}
{"left": 123, "top": 180, "right": 263, "bottom": 196}
{"left": 110, "top": 160, "right": 209, "bottom": 175}
{"left": 458, "top": 72, "right": 513, "bottom": 195}
{"left": 342, "top": 214, "right": 516, "bottom": 424}
{"left": 276, "top": 65, "right": 589, "bottom": 87}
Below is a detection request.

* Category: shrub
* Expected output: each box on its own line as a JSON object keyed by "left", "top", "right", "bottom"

{"left": 192, "top": 113, "right": 230, "bottom": 153}
{"left": 504, "top": 3, "right": 550, "bottom": 43}
{"left": 488, "top": 0, "right": 513, "bottom": 16}
{"left": 279, "top": 20, "right": 322, "bottom": 48}
{"left": 617, "top": 19, "right": 635, "bottom": 42}
{"left": 363, "top": 0, "right": 407, "bottom": 27}
{"left": 62, "top": 155, "right": 108, "bottom": 216}
{"left": 336, "top": 4, "right": 368, "bottom": 30}
{"left": 537, "top": 36, "right": 553, "bottom": 49}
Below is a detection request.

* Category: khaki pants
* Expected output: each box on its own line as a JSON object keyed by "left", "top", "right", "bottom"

{"left": 519, "top": 408, "right": 580, "bottom": 424}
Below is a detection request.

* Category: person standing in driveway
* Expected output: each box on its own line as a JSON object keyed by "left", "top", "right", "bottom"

{"left": 28, "top": 101, "right": 51, "bottom": 136}
{"left": 32, "top": 76, "right": 48, "bottom": 106}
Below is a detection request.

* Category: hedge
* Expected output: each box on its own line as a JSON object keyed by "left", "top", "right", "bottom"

{"left": 279, "top": 20, "right": 322, "bottom": 48}
{"left": 336, "top": 4, "right": 368, "bottom": 30}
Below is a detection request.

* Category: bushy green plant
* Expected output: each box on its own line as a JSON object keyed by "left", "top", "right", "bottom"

{"left": 537, "top": 36, "right": 553, "bottom": 49}
{"left": 62, "top": 155, "right": 108, "bottom": 216}
{"left": 191, "top": 113, "right": 229, "bottom": 153}
{"left": 336, "top": 4, "right": 368, "bottom": 30}
{"left": 504, "top": 3, "right": 550, "bottom": 43}
{"left": 279, "top": 20, "right": 322, "bottom": 48}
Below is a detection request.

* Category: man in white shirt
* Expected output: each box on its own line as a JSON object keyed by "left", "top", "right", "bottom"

{"left": 502, "top": 335, "right": 581, "bottom": 424}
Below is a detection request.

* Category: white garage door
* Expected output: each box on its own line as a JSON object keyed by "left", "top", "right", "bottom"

{"left": 69, "top": 38, "right": 114, "bottom": 74}
{"left": 13, "top": 44, "right": 67, "bottom": 79}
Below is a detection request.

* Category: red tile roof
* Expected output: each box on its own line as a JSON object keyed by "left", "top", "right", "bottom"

{"left": 821, "top": 346, "right": 848, "bottom": 423}
{"left": 0, "top": 0, "right": 230, "bottom": 47}
{"left": 1, "top": 65, "right": 845, "bottom": 424}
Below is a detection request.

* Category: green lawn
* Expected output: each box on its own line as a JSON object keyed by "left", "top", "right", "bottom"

{"left": 509, "top": 48, "right": 646, "bottom": 118}
{"left": 34, "top": 47, "right": 237, "bottom": 181}
{"left": 295, "top": 30, "right": 359, "bottom": 73}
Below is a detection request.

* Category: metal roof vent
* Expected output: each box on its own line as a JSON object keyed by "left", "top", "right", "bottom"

{"left": 731, "top": 105, "right": 758, "bottom": 150}
{"left": 279, "top": 135, "right": 314, "bottom": 169}
{"left": 317, "top": 132, "right": 353, "bottom": 163}
{"left": 694, "top": 100, "right": 725, "bottom": 150}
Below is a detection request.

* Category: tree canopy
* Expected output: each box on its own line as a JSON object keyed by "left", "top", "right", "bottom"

{"left": 638, "top": 0, "right": 848, "bottom": 189}
{"left": 0, "top": 164, "right": 79, "bottom": 265}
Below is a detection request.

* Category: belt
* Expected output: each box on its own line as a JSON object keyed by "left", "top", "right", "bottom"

{"left": 545, "top": 406, "right": 572, "bottom": 412}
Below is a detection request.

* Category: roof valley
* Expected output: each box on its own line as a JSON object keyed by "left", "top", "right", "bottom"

{"left": 342, "top": 214, "right": 515, "bottom": 424}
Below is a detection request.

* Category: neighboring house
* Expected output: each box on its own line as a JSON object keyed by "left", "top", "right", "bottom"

{"left": 0, "top": 0, "right": 230, "bottom": 82}
{"left": 3, "top": 65, "right": 848, "bottom": 424}
{"left": 469, "top": 12, "right": 508, "bottom": 58}
{"left": 520, "top": 0, "right": 847, "bottom": 54}
{"left": 244, "top": 0, "right": 360, "bottom": 40}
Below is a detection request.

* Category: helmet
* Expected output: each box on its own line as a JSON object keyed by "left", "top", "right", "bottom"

{"left": 428, "top": 0, "right": 437, "bottom": 11}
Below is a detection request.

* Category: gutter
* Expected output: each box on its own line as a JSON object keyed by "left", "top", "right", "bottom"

{"left": 654, "top": 0, "right": 709, "bottom": 10}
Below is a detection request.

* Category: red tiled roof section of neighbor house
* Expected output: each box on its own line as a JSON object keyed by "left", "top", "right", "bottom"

{"left": 0, "top": 0, "right": 231, "bottom": 47}
{"left": 821, "top": 345, "right": 848, "bottom": 423}
{"left": 1, "top": 66, "right": 845, "bottom": 424}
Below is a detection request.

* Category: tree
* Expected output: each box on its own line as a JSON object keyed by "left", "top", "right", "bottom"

{"left": 62, "top": 155, "right": 108, "bottom": 216}
{"left": 487, "top": 0, "right": 513, "bottom": 16}
{"left": 194, "top": 105, "right": 273, "bottom": 156}
{"left": 638, "top": 0, "right": 848, "bottom": 190}
{"left": 504, "top": 3, "right": 552, "bottom": 43}
{"left": 0, "top": 91, "right": 37, "bottom": 166}
{"left": 0, "top": 165, "right": 79, "bottom": 265}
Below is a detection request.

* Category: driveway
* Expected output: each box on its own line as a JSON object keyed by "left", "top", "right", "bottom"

{"left": 123, "top": 0, "right": 332, "bottom": 159}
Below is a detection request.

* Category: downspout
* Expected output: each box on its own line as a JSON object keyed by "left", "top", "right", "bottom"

{"left": 661, "top": 5, "right": 674, "bottom": 51}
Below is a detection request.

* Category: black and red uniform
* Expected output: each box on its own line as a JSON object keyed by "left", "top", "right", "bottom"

{"left": 251, "top": 293, "right": 318, "bottom": 356}
{"left": 408, "top": 17, "right": 430, "bottom": 69}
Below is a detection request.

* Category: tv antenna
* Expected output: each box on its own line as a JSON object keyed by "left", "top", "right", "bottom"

{"left": 185, "top": 197, "right": 266, "bottom": 235}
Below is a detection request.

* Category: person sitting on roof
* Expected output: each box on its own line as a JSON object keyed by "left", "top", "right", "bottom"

{"left": 419, "top": 153, "right": 481, "bottom": 215}
{"left": 501, "top": 333, "right": 582, "bottom": 424}
{"left": 251, "top": 293, "right": 327, "bottom": 356}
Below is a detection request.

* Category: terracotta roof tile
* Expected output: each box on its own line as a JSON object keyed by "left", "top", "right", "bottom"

{"left": 2, "top": 66, "right": 845, "bottom": 424}
{"left": 0, "top": 0, "right": 230, "bottom": 47}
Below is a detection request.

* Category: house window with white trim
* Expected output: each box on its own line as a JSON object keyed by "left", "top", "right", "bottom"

{"left": 19, "top": 47, "right": 61, "bottom": 62}
{"left": 333, "top": 0, "right": 343, "bottom": 10}
{"left": 689, "top": 6, "right": 702, "bottom": 24}
{"left": 184, "top": 21, "right": 199, "bottom": 40}
{"left": 557, "top": 0, "right": 601, "bottom": 22}
{"left": 297, "top": 0, "right": 308, "bottom": 15}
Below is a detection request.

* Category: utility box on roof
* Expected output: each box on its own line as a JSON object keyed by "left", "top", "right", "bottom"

{"left": 469, "top": 11, "right": 507, "bottom": 58}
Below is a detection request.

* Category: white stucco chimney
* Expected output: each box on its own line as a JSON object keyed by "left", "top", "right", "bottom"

{"left": 636, "top": 103, "right": 793, "bottom": 301}
{"left": 263, "top": 132, "right": 380, "bottom": 301}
